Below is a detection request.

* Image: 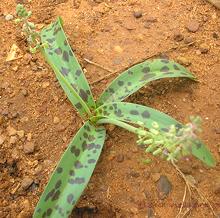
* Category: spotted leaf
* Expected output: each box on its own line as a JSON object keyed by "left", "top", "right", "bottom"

{"left": 95, "top": 102, "right": 215, "bottom": 167}
{"left": 97, "top": 59, "right": 196, "bottom": 106}
{"left": 40, "top": 17, "right": 95, "bottom": 118}
{"left": 33, "top": 122, "right": 106, "bottom": 218}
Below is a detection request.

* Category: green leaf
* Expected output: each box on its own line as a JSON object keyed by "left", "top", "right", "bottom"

{"left": 94, "top": 102, "right": 215, "bottom": 167}
{"left": 33, "top": 122, "right": 106, "bottom": 218}
{"left": 40, "top": 17, "right": 95, "bottom": 118}
{"left": 97, "top": 59, "right": 195, "bottom": 106}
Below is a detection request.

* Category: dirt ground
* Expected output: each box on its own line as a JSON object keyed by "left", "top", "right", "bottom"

{"left": 0, "top": 0, "right": 220, "bottom": 217}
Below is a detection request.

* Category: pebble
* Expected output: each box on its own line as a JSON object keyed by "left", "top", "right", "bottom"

{"left": 34, "top": 164, "right": 43, "bottom": 175}
{"left": 21, "top": 199, "right": 31, "bottom": 211}
{"left": 184, "top": 36, "right": 194, "bottom": 44}
{"left": 173, "top": 31, "right": 184, "bottom": 42}
{"left": 21, "top": 89, "right": 28, "bottom": 97}
{"left": 114, "top": 45, "right": 123, "bottom": 53}
{"left": 186, "top": 20, "right": 200, "bottom": 33}
{"left": 179, "top": 164, "right": 192, "bottom": 174}
{"left": 27, "top": 133, "right": 32, "bottom": 141}
{"left": 42, "top": 81, "right": 50, "bottom": 89}
{"left": 151, "top": 173, "right": 161, "bottom": 182}
{"left": 9, "top": 136, "right": 17, "bottom": 145}
{"left": 157, "top": 175, "right": 172, "bottom": 199}
{"left": 17, "top": 130, "right": 25, "bottom": 138}
{"left": 11, "top": 149, "right": 20, "bottom": 161}
{"left": 213, "top": 32, "right": 219, "bottom": 39}
{"left": 17, "top": 210, "right": 31, "bottom": 218}
{"left": 128, "top": 170, "right": 140, "bottom": 178}
{"left": 12, "top": 66, "right": 18, "bottom": 72}
{"left": 5, "top": 14, "right": 14, "bottom": 21}
{"left": 11, "top": 112, "right": 19, "bottom": 119}
{"left": 177, "top": 56, "right": 191, "bottom": 66}
{"left": 53, "top": 116, "right": 60, "bottom": 124}
{"left": 143, "top": 170, "right": 150, "bottom": 179}
{"left": 186, "top": 175, "right": 197, "bottom": 186}
{"left": 214, "top": 129, "right": 220, "bottom": 134}
{"left": 0, "top": 135, "right": 5, "bottom": 145}
{"left": 20, "top": 177, "right": 33, "bottom": 190}
{"left": 213, "top": 179, "right": 220, "bottom": 195}
{"left": 133, "top": 11, "right": 142, "bottom": 19}
{"left": 23, "top": 142, "right": 35, "bottom": 154}
{"left": 146, "top": 207, "right": 154, "bottom": 218}
{"left": 116, "top": 154, "right": 124, "bottom": 162}
{"left": 199, "top": 43, "right": 209, "bottom": 54}
{"left": 145, "top": 16, "right": 157, "bottom": 22}
{"left": 57, "top": 124, "right": 66, "bottom": 132}
{"left": 0, "top": 115, "right": 3, "bottom": 125}
{"left": 7, "top": 126, "right": 17, "bottom": 136}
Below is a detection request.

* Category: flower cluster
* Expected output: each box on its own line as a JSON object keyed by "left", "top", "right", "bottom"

{"left": 136, "top": 116, "right": 202, "bottom": 162}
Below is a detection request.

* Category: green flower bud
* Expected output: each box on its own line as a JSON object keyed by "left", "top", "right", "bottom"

{"left": 153, "top": 148, "right": 162, "bottom": 156}
{"left": 152, "top": 121, "right": 159, "bottom": 129}
{"left": 143, "top": 139, "right": 153, "bottom": 144}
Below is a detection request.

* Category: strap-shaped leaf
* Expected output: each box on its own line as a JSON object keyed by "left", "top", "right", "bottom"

{"left": 33, "top": 122, "right": 106, "bottom": 218}
{"left": 97, "top": 59, "right": 196, "bottom": 106}
{"left": 95, "top": 102, "right": 215, "bottom": 167}
{"left": 40, "top": 17, "right": 96, "bottom": 117}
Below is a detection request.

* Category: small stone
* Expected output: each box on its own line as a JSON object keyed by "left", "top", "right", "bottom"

{"left": 196, "top": 50, "right": 201, "bottom": 55}
{"left": 199, "top": 43, "right": 209, "bottom": 54}
{"left": 23, "top": 142, "right": 35, "bottom": 154}
{"left": 7, "top": 126, "right": 17, "bottom": 136}
{"left": 133, "top": 11, "right": 142, "bottom": 19}
{"left": 146, "top": 207, "right": 154, "bottom": 218}
{"left": 173, "top": 31, "right": 184, "bottom": 42}
{"left": 42, "top": 81, "right": 50, "bottom": 89}
{"left": 214, "top": 129, "right": 220, "bottom": 134}
{"left": 186, "top": 175, "right": 197, "bottom": 186}
{"left": 27, "top": 133, "right": 32, "bottom": 141}
{"left": 21, "top": 89, "right": 28, "bottom": 96}
{"left": 184, "top": 37, "right": 194, "bottom": 44}
{"left": 34, "top": 165, "right": 43, "bottom": 175}
{"left": 0, "top": 116, "right": 3, "bottom": 125}
{"left": 9, "top": 136, "right": 17, "bottom": 144}
{"left": 17, "top": 210, "right": 31, "bottom": 218}
{"left": 17, "top": 130, "right": 25, "bottom": 138}
{"left": 11, "top": 149, "right": 20, "bottom": 160}
{"left": 186, "top": 20, "right": 200, "bottom": 33}
{"left": 128, "top": 170, "right": 140, "bottom": 178}
{"left": 151, "top": 173, "right": 160, "bottom": 182}
{"left": 116, "top": 154, "right": 124, "bottom": 162}
{"left": 11, "top": 112, "right": 19, "bottom": 119}
{"left": 143, "top": 170, "right": 150, "bottom": 179}
{"left": 53, "top": 116, "right": 60, "bottom": 124}
{"left": 20, "top": 117, "right": 29, "bottom": 122}
{"left": 12, "top": 66, "right": 18, "bottom": 71}
{"left": 157, "top": 175, "right": 172, "bottom": 199}
{"left": 57, "top": 124, "right": 66, "bottom": 132}
{"left": 179, "top": 164, "right": 192, "bottom": 174}
{"left": 213, "top": 178, "right": 220, "bottom": 195}
{"left": 177, "top": 56, "right": 191, "bottom": 66}
{"left": 145, "top": 16, "right": 157, "bottom": 22}
{"left": 213, "top": 32, "right": 219, "bottom": 39}
{"left": 144, "top": 22, "right": 151, "bottom": 29}
{"left": 53, "top": 95, "right": 59, "bottom": 102}
{"left": 5, "top": 14, "right": 14, "bottom": 21}
{"left": 129, "top": 207, "right": 138, "bottom": 214}
{"left": 114, "top": 45, "right": 123, "bottom": 53}
{"left": 21, "top": 199, "right": 31, "bottom": 211}
{"left": 0, "top": 135, "right": 5, "bottom": 145}
{"left": 20, "top": 177, "right": 33, "bottom": 190}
